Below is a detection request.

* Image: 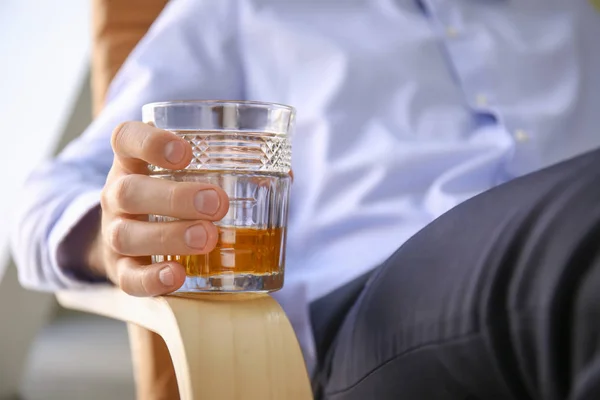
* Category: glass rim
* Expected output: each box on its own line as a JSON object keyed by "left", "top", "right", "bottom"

{"left": 142, "top": 99, "right": 296, "bottom": 114}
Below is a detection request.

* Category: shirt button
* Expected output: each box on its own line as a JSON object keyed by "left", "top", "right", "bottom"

{"left": 446, "top": 26, "right": 459, "bottom": 38}
{"left": 514, "top": 129, "right": 529, "bottom": 142}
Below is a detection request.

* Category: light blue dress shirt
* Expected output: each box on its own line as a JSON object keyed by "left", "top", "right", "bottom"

{"left": 10, "top": 0, "right": 600, "bottom": 369}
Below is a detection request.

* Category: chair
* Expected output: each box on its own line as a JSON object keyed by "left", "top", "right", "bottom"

{"left": 56, "top": 1, "right": 312, "bottom": 399}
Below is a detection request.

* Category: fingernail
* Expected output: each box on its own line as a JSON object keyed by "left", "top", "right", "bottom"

{"left": 195, "top": 189, "right": 220, "bottom": 215}
{"left": 164, "top": 140, "right": 186, "bottom": 164}
{"left": 185, "top": 224, "right": 208, "bottom": 249}
{"left": 159, "top": 266, "right": 174, "bottom": 286}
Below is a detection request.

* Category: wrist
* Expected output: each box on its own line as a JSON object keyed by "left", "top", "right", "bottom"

{"left": 56, "top": 205, "right": 107, "bottom": 282}
{"left": 85, "top": 221, "right": 107, "bottom": 280}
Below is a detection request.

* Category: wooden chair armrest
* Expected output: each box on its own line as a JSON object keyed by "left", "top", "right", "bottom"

{"left": 56, "top": 287, "right": 312, "bottom": 400}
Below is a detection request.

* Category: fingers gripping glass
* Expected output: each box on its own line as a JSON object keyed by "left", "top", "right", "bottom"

{"left": 142, "top": 101, "right": 295, "bottom": 293}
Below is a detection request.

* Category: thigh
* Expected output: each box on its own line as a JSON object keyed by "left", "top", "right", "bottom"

{"left": 310, "top": 270, "right": 374, "bottom": 368}
{"left": 323, "top": 148, "right": 600, "bottom": 400}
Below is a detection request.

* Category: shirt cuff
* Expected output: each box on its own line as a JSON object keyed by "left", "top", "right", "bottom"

{"left": 48, "top": 189, "right": 108, "bottom": 288}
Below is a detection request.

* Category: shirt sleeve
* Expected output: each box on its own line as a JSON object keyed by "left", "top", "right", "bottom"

{"left": 10, "top": 0, "right": 243, "bottom": 291}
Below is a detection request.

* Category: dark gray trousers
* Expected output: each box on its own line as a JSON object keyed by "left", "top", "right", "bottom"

{"left": 311, "top": 148, "right": 600, "bottom": 400}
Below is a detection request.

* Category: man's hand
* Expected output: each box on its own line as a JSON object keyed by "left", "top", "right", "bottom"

{"left": 87, "top": 121, "right": 229, "bottom": 296}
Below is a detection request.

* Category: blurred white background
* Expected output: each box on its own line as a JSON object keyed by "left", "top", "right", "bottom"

{"left": 0, "top": 0, "right": 90, "bottom": 278}
{"left": 0, "top": 1, "right": 133, "bottom": 399}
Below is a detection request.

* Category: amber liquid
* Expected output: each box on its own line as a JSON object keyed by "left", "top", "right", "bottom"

{"left": 165, "top": 226, "right": 284, "bottom": 277}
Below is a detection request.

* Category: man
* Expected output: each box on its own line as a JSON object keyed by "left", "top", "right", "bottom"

{"left": 11, "top": 0, "right": 600, "bottom": 398}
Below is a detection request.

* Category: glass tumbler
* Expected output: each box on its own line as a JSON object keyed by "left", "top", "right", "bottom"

{"left": 142, "top": 101, "right": 294, "bottom": 293}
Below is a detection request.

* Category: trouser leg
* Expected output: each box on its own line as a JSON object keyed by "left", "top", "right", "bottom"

{"left": 320, "top": 149, "right": 600, "bottom": 400}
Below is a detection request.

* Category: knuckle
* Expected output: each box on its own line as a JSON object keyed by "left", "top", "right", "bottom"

{"left": 140, "top": 268, "right": 154, "bottom": 295}
{"left": 106, "top": 218, "right": 128, "bottom": 254}
{"left": 116, "top": 262, "right": 129, "bottom": 290}
{"left": 167, "top": 183, "right": 179, "bottom": 214}
{"left": 100, "top": 186, "right": 111, "bottom": 211}
{"left": 139, "top": 128, "right": 153, "bottom": 154}
{"left": 112, "top": 175, "right": 135, "bottom": 211}
{"left": 157, "top": 223, "right": 170, "bottom": 253}
{"left": 110, "top": 121, "right": 131, "bottom": 152}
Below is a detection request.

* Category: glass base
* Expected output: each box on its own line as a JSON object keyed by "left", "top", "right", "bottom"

{"left": 173, "top": 273, "right": 283, "bottom": 294}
